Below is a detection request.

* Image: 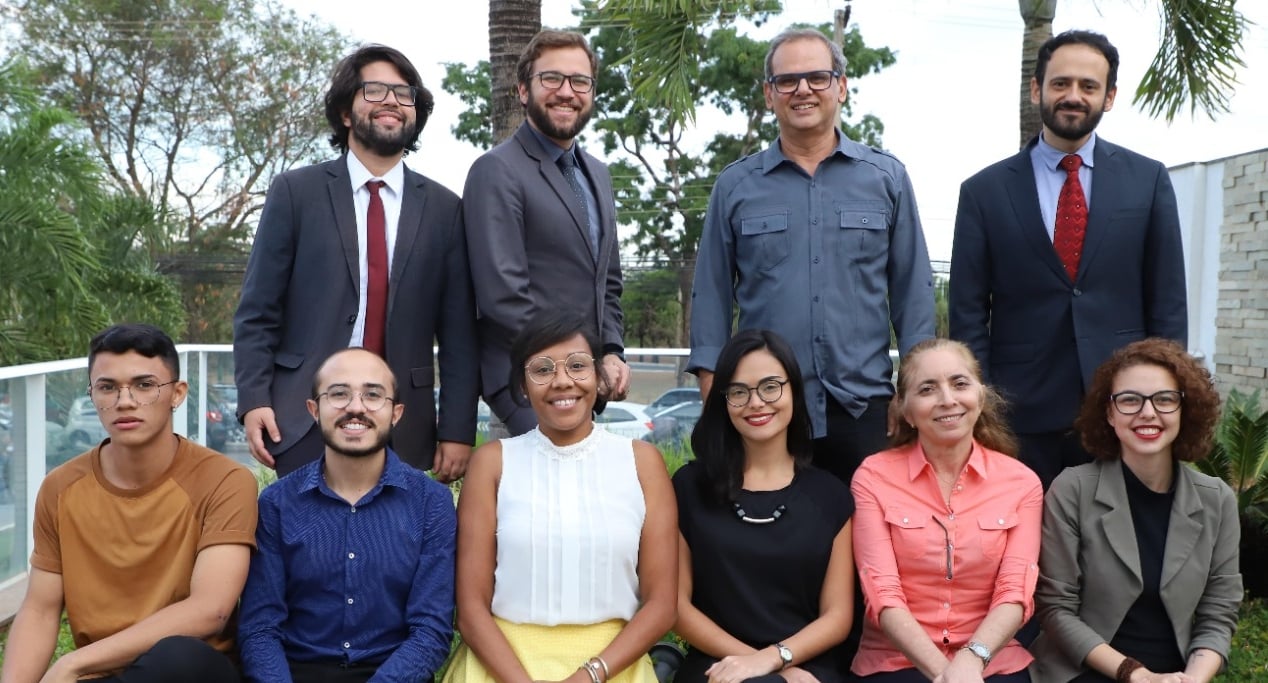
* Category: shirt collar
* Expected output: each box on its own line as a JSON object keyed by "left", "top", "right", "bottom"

{"left": 761, "top": 129, "right": 858, "bottom": 175}
{"left": 527, "top": 124, "right": 572, "bottom": 164}
{"left": 297, "top": 448, "right": 413, "bottom": 501}
{"left": 904, "top": 439, "right": 990, "bottom": 482}
{"left": 346, "top": 152, "right": 405, "bottom": 195}
{"left": 1035, "top": 131, "right": 1097, "bottom": 170}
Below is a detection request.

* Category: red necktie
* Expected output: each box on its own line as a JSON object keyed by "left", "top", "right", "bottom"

{"left": 363, "top": 180, "right": 388, "bottom": 357}
{"left": 1054, "top": 154, "right": 1087, "bottom": 281}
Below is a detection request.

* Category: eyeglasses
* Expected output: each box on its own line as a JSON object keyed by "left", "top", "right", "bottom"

{"left": 1111, "top": 390, "right": 1184, "bottom": 415}
{"left": 87, "top": 379, "right": 178, "bottom": 409}
{"left": 532, "top": 71, "right": 596, "bottom": 94}
{"left": 317, "top": 386, "right": 395, "bottom": 412}
{"left": 766, "top": 70, "right": 840, "bottom": 94}
{"left": 525, "top": 353, "right": 595, "bottom": 385}
{"left": 360, "top": 81, "right": 418, "bottom": 106}
{"left": 723, "top": 377, "right": 789, "bottom": 408}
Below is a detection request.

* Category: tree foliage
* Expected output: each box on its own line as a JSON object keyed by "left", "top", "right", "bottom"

{"left": 14, "top": 0, "right": 348, "bottom": 246}
{"left": 444, "top": 2, "right": 896, "bottom": 345}
{"left": 0, "top": 60, "right": 184, "bottom": 364}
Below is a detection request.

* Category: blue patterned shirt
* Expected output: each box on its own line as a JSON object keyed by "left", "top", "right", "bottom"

{"left": 239, "top": 449, "right": 456, "bottom": 682}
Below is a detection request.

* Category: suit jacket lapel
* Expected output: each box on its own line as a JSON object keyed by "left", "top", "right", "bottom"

{"left": 327, "top": 158, "right": 360, "bottom": 293}
{"left": 1077, "top": 139, "right": 1118, "bottom": 283}
{"left": 1005, "top": 144, "right": 1070, "bottom": 284}
{"left": 1161, "top": 465, "right": 1204, "bottom": 589}
{"left": 1095, "top": 460, "right": 1143, "bottom": 585}
{"left": 391, "top": 167, "right": 426, "bottom": 316}
{"left": 516, "top": 124, "right": 592, "bottom": 258}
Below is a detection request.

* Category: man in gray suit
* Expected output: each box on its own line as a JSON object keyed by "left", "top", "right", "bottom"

{"left": 950, "top": 30, "right": 1187, "bottom": 489}
{"left": 464, "top": 29, "right": 629, "bottom": 435}
{"left": 234, "top": 44, "right": 478, "bottom": 480}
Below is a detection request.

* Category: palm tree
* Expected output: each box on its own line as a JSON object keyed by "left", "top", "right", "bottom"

{"left": 1017, "top": 0, "right": 1247, "bottom": 148}
{"left": 488, "top": 0, "right": 542, "bottom": 143}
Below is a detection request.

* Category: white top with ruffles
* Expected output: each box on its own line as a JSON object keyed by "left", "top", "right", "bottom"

{"left": 492, "top": 426, "right": 646, "bottom": 625}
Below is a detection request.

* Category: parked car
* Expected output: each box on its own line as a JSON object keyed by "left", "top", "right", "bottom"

{"left": 63, "top": 396, "right": 108, "bottom": 452}
{"left": 204, "top": 392, "right": 231, "bottom": 451}
{"left": 595, "top": 401, "right": 654, "bottom": 440}
{"left": 647, "top": 387, "right": 701, "bottom": 415}
{"left": 211, "top": 383, "right": 238, "bottom": 418}
{"left": 646, "top": 401, "right": 703, "bottom": 446}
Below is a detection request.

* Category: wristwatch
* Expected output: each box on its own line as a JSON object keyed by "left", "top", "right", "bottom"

{"left": 962, "top": 640, "right": 992, "bottom": 667}
{"left": 774, "top": 643, "right": 793, "bottom": 669}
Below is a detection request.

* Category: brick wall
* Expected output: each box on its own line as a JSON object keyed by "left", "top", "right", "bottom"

{"left": 1214, "top": 150, "right": 1268, "bottom": 396}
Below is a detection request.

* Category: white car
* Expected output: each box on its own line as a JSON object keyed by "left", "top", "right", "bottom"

{"left": 595, "top": 401, "right": 654, "bottom": 440}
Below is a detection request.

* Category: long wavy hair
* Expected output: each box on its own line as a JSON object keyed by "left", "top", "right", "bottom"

{"left": 1075, "top": 338, "right": 1220, "bottom": 462}
{"left": 690, "top": 330, "right": 813, "bottom": 507}
{"left": 890, "top": 338, "right": 1018, "bottom": 457}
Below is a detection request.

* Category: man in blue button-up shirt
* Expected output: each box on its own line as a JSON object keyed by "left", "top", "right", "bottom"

{"left": 239, "top": 348, "right": 457, "bottom": 683}
{"left": 689, "top": 27, "right": 935, "bottom": 485}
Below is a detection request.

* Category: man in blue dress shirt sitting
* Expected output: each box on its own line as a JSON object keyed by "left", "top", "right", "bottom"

{"left": 238, "top": 348, "right": 457, "bottom": 683}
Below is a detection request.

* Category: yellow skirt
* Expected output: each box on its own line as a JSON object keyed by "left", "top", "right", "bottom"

{"left": 443, "top": 618, "right": 658, "bottom": 683}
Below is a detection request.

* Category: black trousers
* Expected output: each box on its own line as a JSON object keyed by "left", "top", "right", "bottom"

{"left": 855, "top": 668, "right": 1031, "bottom": 682}
{"left": 94, "top": 636, "right": 239, "bottom": 683}
{"left": 288, "top": 659, "right": 381, "bottom": 683}
{"left": 811, "top": 396, "right": 892, "bottom": 675}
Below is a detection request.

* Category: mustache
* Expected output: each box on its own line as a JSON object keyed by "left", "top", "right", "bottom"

{"left": 334, "top": 413, "right": 376, "bottom": 429}
{"left": 1055, "top": 101, "right": 1089, "bottom": 113}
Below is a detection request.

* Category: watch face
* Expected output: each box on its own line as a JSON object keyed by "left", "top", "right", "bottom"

{"left": 777, "top": 645, "right": 792, "bottom": 664}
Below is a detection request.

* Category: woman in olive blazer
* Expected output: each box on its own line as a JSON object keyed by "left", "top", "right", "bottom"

{"left": 1029, "top": 339, "right": 1241, "bottom": 683}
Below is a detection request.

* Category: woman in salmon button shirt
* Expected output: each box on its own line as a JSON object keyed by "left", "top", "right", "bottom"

{"left": 850, "top": 338, "right": 1042, "bottom": 682}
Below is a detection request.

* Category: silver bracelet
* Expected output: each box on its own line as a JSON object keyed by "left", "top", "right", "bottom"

{"left": 589, "top": 656, "right": 610, "bottom": 682}
{"left": 579, "top": 660, "right": 601, "bottom": 683}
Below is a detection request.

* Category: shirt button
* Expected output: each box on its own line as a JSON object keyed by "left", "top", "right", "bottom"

{"left": 346, "top": 314, "right": 356, "bottom": 324}
{"left": 901, "top": 517, "right": 908, "bottom": 523}
{"left": 348, "top": 553, "right": 355, "bottom": 559}
{"left": 948, "top": 513, "right": 955, "bottom": 520}
{"left": 812, "top": 217, "right": 818, "bottom": 224}
{"left": 998, "top": 519, "right": 1006, "bottom": 525}
{"left": 861, "top": 217, "right": 869, "bottom": 224}
{"left": 942, "top": 629, "right": 949, "bottom": 636}
{"left": 351, "top": 506, "right": 357, "bottom": 513}
{"left": 343, "top": 642, "right": 351, "bottom": 649}
{"left": 943, "top": 602, "right": 950, "bottom": 609}
{"left": 813, "top": 257, "right": 820, "bottom": 264}
{"left": 347, "top": 598, "right": 354, "bottom": 604}
{"left": 813, "top": 296, "right": 820, "bottom": 302}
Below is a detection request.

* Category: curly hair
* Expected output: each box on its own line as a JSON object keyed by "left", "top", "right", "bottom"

{"left": 324, "top": 44, "right": 433, "bottom": 154}
{"left": 890, "top": 338, "right": 1018, "bottom": 457}
{"left": 1075, "top": 338, "right": 1219, "bottom": 462}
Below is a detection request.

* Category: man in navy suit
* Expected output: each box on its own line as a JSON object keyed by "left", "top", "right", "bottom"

{"left": 463, "top": 30, "right": 630, "bottom": 436}
{"left": 234, "top": 44, "right": 478, "bottom": 480}
{"left": 949, "top": 30, "right": 1187, "bottom": 489}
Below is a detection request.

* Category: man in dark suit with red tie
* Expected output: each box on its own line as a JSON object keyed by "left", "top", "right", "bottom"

{"left": 949, "top": 30, "right": 1187, "bottom": 489}
{"left": 233, "top": 44, "right": 478, "bottom": 480}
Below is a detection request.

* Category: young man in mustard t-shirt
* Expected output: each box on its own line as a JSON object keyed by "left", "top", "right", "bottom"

{"left": 0, "top": 324, "right": 258, "bottom": 683}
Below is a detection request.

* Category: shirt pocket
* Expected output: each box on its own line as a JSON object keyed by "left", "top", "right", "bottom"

{"left": 884, "top": 508, "right": 939, "bottom": 569}
{"left": 976, "top": 512, "right": 1019, "bottom": 561}
{"left": 836, "top": 201, "right": 889, "bottom": 263}
{"left": 740, "top": 210, "right": 791, "bottom": 273}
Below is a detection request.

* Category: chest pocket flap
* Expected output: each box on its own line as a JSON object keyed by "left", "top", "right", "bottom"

{"left": 741, "top": 212, "right": 789, "bottom": 235}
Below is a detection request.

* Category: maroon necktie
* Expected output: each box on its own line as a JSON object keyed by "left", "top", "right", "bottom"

{"left": 1054, "top": 154, "right": 1087, "bottom": 281}
{"left": 363, "top": 180, "right": 388, "bottom": 357}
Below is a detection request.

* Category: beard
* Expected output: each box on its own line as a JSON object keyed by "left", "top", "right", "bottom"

{"left": 1039, "top": 95, "right": 1106, "bottom": 142}
{"left": 350, "top": 107, "right": 414, "bottom": 157}
{"left": 526, "top": 89, "right": 593, "bottom": 142}
{"left": 321, "top": 412, "right": 392, "bottom": 458}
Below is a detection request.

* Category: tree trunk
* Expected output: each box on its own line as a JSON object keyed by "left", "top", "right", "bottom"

{"left": 489, "top": 0, "right": 541, "bottom": 144}
{"left": 1018, "top": 0, "right": 1057, "bottom": 149}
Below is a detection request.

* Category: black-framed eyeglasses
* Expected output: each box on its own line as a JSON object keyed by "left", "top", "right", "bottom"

{"left": 317, "top": 386, "right": 395, "bottom": 412}
{"left": 525, "top": 353, "right": 596, "bottom": 385}
{"left": 723, "top": 377, "right": 789, "bottom": 408}
{"left": 766, "top": 70, "right": 840, "bottom": 94}
{"left": 1111, "top": 390, "right": 1184, "bottom": 415}
{"left": 360, "top": 81, "right": 418, "bottom": 106}
{"left": 87, "top": 379, "right": 178, "bottom": 409}
{"left": 532, "top": 71, "right": 596, "bottom": 94}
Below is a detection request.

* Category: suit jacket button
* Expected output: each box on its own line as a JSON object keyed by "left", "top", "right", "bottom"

{"left": 347, "top": 314, "right": 357, "bottom": 324}
{"left": 1072, "top": 288, "right": 1082, "bottom": 296}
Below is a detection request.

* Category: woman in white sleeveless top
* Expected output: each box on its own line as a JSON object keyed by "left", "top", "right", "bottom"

{"left": 444, "top": 311, "right": 677, "bottom": 683}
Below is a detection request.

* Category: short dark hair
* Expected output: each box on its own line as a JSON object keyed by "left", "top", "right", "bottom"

{"left": 324, "top": 44, "right": 433, "bottom": 154}
{"left": 690, "top": 330, "right": 813, "bottom": 507}
{"left": 311, "top": 347, "right": 398, "bottom": 399}
{"left": 1076, "top": 338, "right": 1220, "bottom": 462}
{"left": 516, "top": 30, "right": 598, "bottom": 88}
{"left": 1035, "top": 29, "right": 1119, "bottom": 92}
{"left": 508, "top": 309, "right": 607, "bottom": 406}
{"left": 88, "top": 323, "right": 180, "bottom": 380}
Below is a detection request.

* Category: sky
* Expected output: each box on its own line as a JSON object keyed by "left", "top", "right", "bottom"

{"left": 278, "top": 0, "right": 1268, "bottom": 261}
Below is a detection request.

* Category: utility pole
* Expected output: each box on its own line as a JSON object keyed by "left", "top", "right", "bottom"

{"left": 833, "top": 2, "right": 851, "bottom": 44}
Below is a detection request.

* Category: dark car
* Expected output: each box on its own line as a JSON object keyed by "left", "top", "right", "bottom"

{"left": 205, "top": 391, "right": 231, "bottom": 451}
{"left": 646, "top": 401, "right": 702, "bottom": 446}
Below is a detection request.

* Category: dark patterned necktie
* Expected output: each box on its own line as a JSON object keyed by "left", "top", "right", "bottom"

{"left": 1054, "top": 154, "right": 1087, "bottom": 281}
{"left": 557, "top": 152, "right": 599, "bottom": 257}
